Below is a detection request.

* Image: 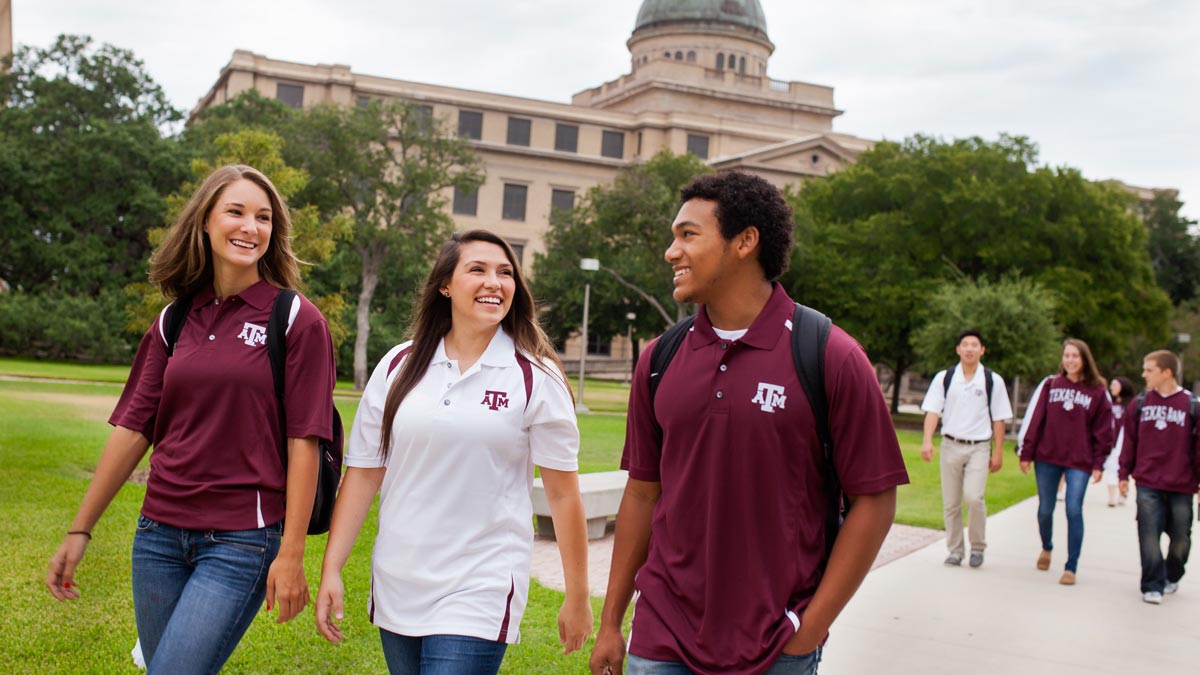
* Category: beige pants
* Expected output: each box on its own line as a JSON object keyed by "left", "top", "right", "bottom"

{"left": 941, "top": 438, "right": 990, "bottom": 555}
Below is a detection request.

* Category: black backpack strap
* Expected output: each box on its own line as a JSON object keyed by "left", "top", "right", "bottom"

{"left": 792, "top": 303, "right": 839, "bottom": 558}
{"left": 984, "top": 367, "right": 995, "bottom": 413}
{"left": 648, "top": 315, "right": 695, "bottom": 405}
{"left": 266, "top": 290, "right": 299, "bottom": 448}
{"left": 792, "top": 303, "right": 832, "bottom": 459}
{"left": 942, "top": 364, "right": 956, "bottom": 400}
{"left": 162, "top": 296, "right": 194, "bottom": 357}
{"left": 1188, "top": 391, "right": 1198, "bottom": 439}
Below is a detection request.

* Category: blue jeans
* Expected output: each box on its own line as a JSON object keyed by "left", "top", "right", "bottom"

{"left": 379, "top": 630, "right": 508, "bottom": 675}
{"left": 1136, "top": 486, "right": 1194, "bottom": 593}
{"left": 131, "top": 515, "right": 281, "bottom": 675}
{"left": 626, "top": 647, "right": 822, "bottom": 674}
{"left": 1034, "top": 462, "right": 1090, "bottom": 572}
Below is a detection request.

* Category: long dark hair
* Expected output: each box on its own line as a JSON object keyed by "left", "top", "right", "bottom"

{"left": 377, "top": 230, "right": 572, "bottom": 459}
{"left": 1059, "top": 338, "right": 1106, "bottom": 390}
{"left": 149, "top": 165, "right": 300, "bottom": 299}
{"left": 1110, "top": 376, "right": 1135, "bottom": 405}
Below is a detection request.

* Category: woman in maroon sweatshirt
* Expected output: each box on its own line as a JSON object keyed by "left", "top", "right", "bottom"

{"left": 1019, "top": 338, "right": 1114, "bottom": 585}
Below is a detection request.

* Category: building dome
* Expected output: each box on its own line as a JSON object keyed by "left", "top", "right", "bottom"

{"left": 634, "top": 0, "right": 769, "bottom": 40}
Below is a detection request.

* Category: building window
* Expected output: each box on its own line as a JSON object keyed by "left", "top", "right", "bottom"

{"left": 506, "top": 117, "right": 531, "bottom": 146}
{"left": 588, "top": 332, "right": 612, "bottom": 356}
{"left": 674, "top": 51, "right": 683, "bottom": 60}
{"left": 663, "top": 51, "right": 671, "bottom": 58}
{"left": 739, "top": 56, "right": 746, "bottom": 74}
{"left": 687, "top": 51, "right": 696, "bottom": 62}
{"left": 458, "top": 110, "right": 483, "bottom": 140}
{"left": 356, "top": 95, "right": 370, "bottom": 109}
{"left": 555, "top": 123, "right": 579, "bottom": 153}
{"left": 411, "top": 104, "right": 433, "bottom": 133}
{"left": 716, "top": 54, "right": 725, "bottom": 69}
{"left": 276, "top": 83, "right": 304, "bottom": 109}
{"left": 601, "top": 130, "right": 624, "bottom": 159}
{"left": 502, "top": 183, "right": 527, "bottom": 221}
{"left": 687, "top": 134, "right": 710, "bottom": 160}
{"left": 452, "top": 185, "right": 478, "bottom": 216}
{"left": 508, "top": 242, "right": 525, "bottom": 266}
{"left": 551, "top": 189, "right": 575, "bottom": 217}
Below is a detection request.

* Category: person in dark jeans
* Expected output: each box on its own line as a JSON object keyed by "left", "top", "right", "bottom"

{"left": 1118, "top": 350, "right": 1200, "bottom": 605}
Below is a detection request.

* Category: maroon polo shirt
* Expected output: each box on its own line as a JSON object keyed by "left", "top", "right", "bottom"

{"left": 110, "top": 280, "right": 336, "bottom": 531}
{"left": 621, "top": 284, "right": 909, "bottom": 675}
{"left": 1118, "top": 389, "right": 1200, "bottom": 494}
{"left": 1021, "top": 376, "right": 1114, "bottom": 472}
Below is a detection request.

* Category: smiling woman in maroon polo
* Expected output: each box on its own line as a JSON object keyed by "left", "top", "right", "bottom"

{"left": 45, "top": 165, "right": 337, "bottom": 674}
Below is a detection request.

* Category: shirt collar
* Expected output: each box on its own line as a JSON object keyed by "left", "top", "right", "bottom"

{"left": 190, "top": 279, "right": 277, "bottom": 311}
{"left": 691, "top": 282, "right": 794, "bottom": 351}
{"left": 431, "top": 328, "right": 517, "bottom": 368}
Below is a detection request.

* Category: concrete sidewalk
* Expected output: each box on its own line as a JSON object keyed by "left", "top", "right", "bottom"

{"left": 821, "top": 484, "right": 1200, "bottom": 674}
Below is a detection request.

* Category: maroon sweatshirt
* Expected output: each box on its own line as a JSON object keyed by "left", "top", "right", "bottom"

{"left": 1118, "top": 388, "right": 1200, "bottom": 494}
{"left": 1022, "top": 376, "right": 1114, "bottom": 472}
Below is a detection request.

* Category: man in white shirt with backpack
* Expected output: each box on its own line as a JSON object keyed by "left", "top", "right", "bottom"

{"left": 920, "top": 329, "right": 1013, "bottom": 568}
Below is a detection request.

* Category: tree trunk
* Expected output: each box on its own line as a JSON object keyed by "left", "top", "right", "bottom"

{"left": 353, "top": 247, "right": 382, "bottom": 390}
{"left": 890, "top": 357, "right": 907, "bottom": 414}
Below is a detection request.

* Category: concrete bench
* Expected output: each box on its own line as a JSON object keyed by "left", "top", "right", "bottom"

{"left": 532, "top": 470, "right": 627, "bottom": 540}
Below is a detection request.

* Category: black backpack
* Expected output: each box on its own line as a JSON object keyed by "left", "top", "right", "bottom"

{"left": 941, "top": 363, "right": 994, "bottom": 410}
{"left": 162, "top": 290, "right": 344, "bottom": 535}
{"left": 648, "top": 302, "right": 844, "bottom": 557}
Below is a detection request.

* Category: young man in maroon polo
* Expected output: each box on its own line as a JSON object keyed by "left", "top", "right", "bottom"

{"left": 1119, "top": 350, "right": 1200, "bottom": 605}
{"left": 589, "top": 172, "right": 909, "bottom": 675}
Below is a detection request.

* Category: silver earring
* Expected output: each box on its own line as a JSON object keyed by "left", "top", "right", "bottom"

{"left": 441, "top": 290, "right": 450, "bottom": 297}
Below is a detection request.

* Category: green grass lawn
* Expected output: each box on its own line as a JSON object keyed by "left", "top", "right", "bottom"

{"left": 0, "top": 360, "right": 1033, "bottom": 673}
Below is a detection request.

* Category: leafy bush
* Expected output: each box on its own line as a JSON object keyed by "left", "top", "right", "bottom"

{"left": 0, "top": 290, "right": 134, "bottom": 363}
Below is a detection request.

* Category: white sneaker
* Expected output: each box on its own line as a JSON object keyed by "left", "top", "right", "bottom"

{"left": 1143, "top": 591, "right": 1163, "bottom": 604}
{"left": 1164, "top": 581, "right": 1179, "bottom": 595}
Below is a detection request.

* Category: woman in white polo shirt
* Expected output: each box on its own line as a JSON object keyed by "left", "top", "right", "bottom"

{"left": 315, "top": 230, "right": 592, "bottom": 673}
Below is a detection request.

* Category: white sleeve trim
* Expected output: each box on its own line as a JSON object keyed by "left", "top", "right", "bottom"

{"left": 1017, "top": 376, "right": 1050, "bottom": 456}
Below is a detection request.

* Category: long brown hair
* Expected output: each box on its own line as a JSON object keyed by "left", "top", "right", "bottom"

{"left": 1059, "top": 338, "right": 1106, "bottom": 390}
{"left": 377, "top": 230, "right": 572, "bottom": 459}
{"left": 149, "top": 165, "right": 300, "bottom": 299}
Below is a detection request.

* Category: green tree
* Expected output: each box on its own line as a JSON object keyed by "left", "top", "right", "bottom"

{"left": 787, "top": 134, "right": 1170, "bottom": 410}
{"left": 0, "top": 34, "right": 188, "bottom": 295}
{"left": 1141, "top": 191, "right": 1200, "bottom": 304}
{"left": 126, "top": 129, "right": 352, "bottom": 346}
{"left": 288, "top": 100, "right": 483, "bottom": 388}
{"left": 911, "top": 275, "right": 1062, "bottom": 384}
{"left": 532, "top": 151, "right": 712, "bottom": 350}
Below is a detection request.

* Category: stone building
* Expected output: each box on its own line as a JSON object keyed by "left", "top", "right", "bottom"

{"left": 192, "top": 0, "right": 872, "bottom": 272}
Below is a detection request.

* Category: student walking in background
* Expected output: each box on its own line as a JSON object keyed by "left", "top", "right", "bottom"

{"left": 1017, "top": 339, "right": 1114, "bottom": 585}
{"left": 1119, "top": 350, "right": 1200, "bottom": 605}
{"left": 315, "top": 230, "right": 591, "bottom": 674}
{"left": 45, "top": 165, "right": 337, "bottom": 674}
{"left": 1103, "top": 376, "right": 1136, "bottom": 506}
{"left": 921, "top": 330, "right": 1013, "bottom": 568}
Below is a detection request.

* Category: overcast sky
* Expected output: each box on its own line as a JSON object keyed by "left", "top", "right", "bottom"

{"left": 12, "top": 0, "right": 1200, "bottom": 218}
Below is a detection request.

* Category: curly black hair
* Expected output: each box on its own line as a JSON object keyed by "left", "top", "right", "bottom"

{"left": 678, "top": 171, "right": 794, "bottom": 280}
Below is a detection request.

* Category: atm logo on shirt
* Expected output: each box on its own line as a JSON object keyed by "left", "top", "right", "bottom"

{"left": 481, "top": 390, "right": 510, "bottom": 411}
{"left": 1048, "top": 388, "right": 1093, "bottom": 412}
{"left": 751, "top": 382, "right": 787, "bottom": 413}
{"left": 237, "top": 322, "right": 267, "bottom": 347}
{"left": 1141, "top": 404, "right": 1186, "bottom": 431}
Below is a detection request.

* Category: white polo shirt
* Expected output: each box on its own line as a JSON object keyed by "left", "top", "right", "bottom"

{"left": 921, "top": 364, "right": 1013, "bottom": 441}
{"left": 345, "top": 329, "right": 579, "bottom": 644}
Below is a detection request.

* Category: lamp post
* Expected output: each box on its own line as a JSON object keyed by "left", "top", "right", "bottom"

{"left": 577, "top": 258, "right": 599, "bottom": 413}
{"left": 625, "top": 311, "right": 636, "bottom": 385}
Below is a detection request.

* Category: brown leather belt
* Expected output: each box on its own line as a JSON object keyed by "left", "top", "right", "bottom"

{"left": 943, "top": 434, "right": 991, "bottom": 445}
